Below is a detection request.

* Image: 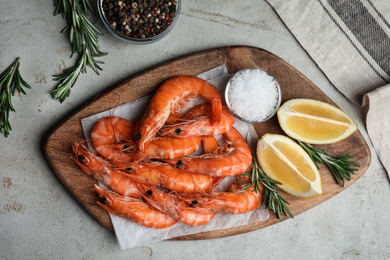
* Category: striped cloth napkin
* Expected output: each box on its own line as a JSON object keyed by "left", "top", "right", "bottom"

{"left": 267, "top": 0, "right": 390, "bottom": 178}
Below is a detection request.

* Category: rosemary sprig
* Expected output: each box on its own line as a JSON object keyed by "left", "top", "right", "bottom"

{"left": 0, "top": 58, "right": 31, "bottom": 137}
{"left": 239, "top": 157, "right": 293, "bottom": 222}
{"left": 52, "top": 0, "right": 106, "bottom": 103}
{"left": 51, "top": 47, "right": 97, "bottom": 102}
{"left": 299, "top": 141, "right": 360, "bottom": 187}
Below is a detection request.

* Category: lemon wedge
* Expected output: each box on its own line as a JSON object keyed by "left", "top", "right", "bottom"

{"left": 277, "top": 99, "right": 357, "bottom": 144}
{"left": 257, "top": 134, "right": 322, "bottom": 198}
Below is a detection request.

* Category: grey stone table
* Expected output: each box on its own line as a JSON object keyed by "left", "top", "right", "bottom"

{"left": 1, "top": 0, "right": 389, "bottom": 259}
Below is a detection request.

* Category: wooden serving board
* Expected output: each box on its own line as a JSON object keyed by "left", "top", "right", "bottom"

{"left": 43, "top": 45, "right": 371, "bottom": 240}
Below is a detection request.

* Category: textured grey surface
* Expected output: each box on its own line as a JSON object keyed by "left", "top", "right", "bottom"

{"left": 1, "top": 0, "right": 389, "bottom": 259}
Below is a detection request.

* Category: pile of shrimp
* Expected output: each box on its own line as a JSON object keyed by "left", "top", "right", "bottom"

{"left": 73, "top": 75, "right": 264, "bottom": 229}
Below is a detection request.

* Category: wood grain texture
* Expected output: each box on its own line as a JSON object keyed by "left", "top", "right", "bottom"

{"left": 42, "top": 45, "right": 371, "bottom": 240}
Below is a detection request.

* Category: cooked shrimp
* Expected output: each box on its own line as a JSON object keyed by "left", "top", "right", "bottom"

{"left": 179, "top": 173, "right": 264, "bottom": 214}
{"left": 138, "top": 76, "right": 222, "bottom": 152}
{"left": 165, "top": 127, "right": 252, "bottom": 177}
{"left": 94, "top": 185, "right": 178, "bottom": 229}
{"left": 160, "top": 104, "right": 235, "bottom": 138}
{"left": 72, "top": 143, "right": 142, "bottom": 198}
{"left": 114, "top": 161, "right": 214, "bottom": 194}
{"left": 91, "top": 116, "right": 201, "bottom": 161}
{"left": 141, "top": 185, "right": 215, "bottom": 226}
{"left": 91, "top": 116, "right": 139, "bottom": 162}
{"left": 143, "top": 136, "right": 202, "bottom": 159}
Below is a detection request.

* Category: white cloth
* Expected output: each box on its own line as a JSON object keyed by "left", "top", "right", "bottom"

{"left": 267, "top": 0, "right": 390, "bottom": 178}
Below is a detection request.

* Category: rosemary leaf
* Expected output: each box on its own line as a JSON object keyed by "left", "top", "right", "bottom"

{"left": 0, "top": 58, "right": 31, "bottom": 137}
{"left": 52, "top": 0, "right": 107, "bottom": 103}
{"left": 239, "top": 156, "right": 293, "bottom": 221}
{"left": 299, "top": 141, "right": 360, "bottom": 187}
{"left": 51, "top": 50, "right": 87, "bottom": 103}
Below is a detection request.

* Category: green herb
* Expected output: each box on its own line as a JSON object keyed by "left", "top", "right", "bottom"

{"left": 239, "top": 157, "right": 293, "bottom": 222}
{"left": 52, "top": 0, "right": 107, "bottom": 103}
{"left": 299, "top": 141, "right": 360, "bottom": 187}
{"left": 0, "top": 58, "right": 31, "bottom": 137}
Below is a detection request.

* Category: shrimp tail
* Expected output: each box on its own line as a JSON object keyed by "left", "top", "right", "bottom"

{"left": 210, "top": 99, "right": 222, "bottom": 126}
{"left": 202, "top": 136, "right": 219, "bottom": 154}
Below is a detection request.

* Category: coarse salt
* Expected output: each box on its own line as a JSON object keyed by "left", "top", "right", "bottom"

{"left": 226, "top": 68, "right": 281, "bottom": 123}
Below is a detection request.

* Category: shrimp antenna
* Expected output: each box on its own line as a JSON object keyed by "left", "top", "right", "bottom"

{"left": 93, "top": 91, "right": 121, "bottom": 116}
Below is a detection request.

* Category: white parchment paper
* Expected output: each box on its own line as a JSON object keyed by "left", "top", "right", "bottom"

{"left": 81, "top": 65, "right": 269, "bottom": 250}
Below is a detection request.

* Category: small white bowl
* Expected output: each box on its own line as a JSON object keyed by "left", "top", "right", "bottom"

{"left": 225, "top": 68, "right": 282, "bottom": 124}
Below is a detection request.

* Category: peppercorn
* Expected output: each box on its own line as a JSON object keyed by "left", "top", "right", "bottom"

{"left": 103, "top": 0, "right": 178, "bottom": 40}
{"left": 132, "top": 24, "right": 139, "bottom": 32}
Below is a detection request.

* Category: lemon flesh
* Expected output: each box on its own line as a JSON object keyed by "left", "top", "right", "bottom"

{"left": 257, "top": 134, "right": 322, "bottom": 198}
{"left": 277, "top": 99, "right": 357, "bottom": 144}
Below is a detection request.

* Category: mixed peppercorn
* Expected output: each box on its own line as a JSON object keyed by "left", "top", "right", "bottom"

{"left": 102, "top": 0, "right": 178, "bottom": 39}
